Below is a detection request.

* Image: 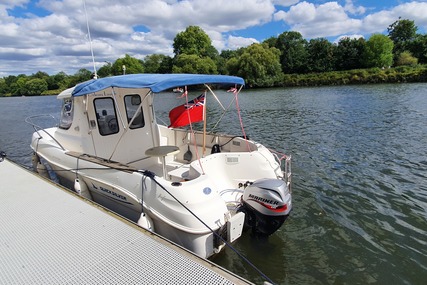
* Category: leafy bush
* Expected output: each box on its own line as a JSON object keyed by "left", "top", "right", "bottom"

{"left": 282, "top": 65, "right": 427, "bottom": 87}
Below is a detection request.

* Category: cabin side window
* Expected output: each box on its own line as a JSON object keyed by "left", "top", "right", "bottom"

{"left": 94, "top": 98, "right": 119, "bottom": 136}
{"left": 59, "top": 98, "right": 73, "bottom": 129}
{"left": 124, "top": 94, "right": 145, "bottom": 129}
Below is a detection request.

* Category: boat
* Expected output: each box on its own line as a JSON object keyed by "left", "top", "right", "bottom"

{"left": 173, "top": 87, "right": 184, "bottom": 93}
{"left": 27, "top": 73, "right": 292, "bottom": 258}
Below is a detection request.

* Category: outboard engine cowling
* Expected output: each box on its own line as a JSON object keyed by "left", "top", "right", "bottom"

{"left": 239, "top": 178, "right": 292, "bottom": 236}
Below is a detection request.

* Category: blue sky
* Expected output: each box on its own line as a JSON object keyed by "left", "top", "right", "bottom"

{"left": 1, "top": 0, "right": 427, "bottom": 76}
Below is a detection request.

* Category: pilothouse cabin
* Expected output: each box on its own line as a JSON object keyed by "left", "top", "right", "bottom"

{"left": 57, "top": 86, "right": 163, "bottom": 171}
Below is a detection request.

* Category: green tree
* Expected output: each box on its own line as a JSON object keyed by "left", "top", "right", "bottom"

{"left": 24, "top": 78, "right": 48, "bottom": 96}
{"left": 395, "top": 51, "right": 418, "bottom": 66}
{"left": 335, "top": 37, "right": 366, "bottom": 70}
{"left": 3, "top": 75, "right": 18, "bottom": 88}
{"left": 388, "top": 18, "right": 417, "bottom": 58}
{"left": 173, "top": 26, "right": 218, "bottom": 58}
{"left": 112, "top": 54, "right": 144, "bottom": 75}
{"left": 13, "top": 75, "right": 28, "bottom": 96}
{"left": 32, "top": 71, "right": 49, "bottom": 80}
{"left": 172, "top": 54, "right": 217, "bottom": 74}
{"left": 4, "top": 75, "right": 21, "bottom": 95}
{"left": 226, "top": 43, "right": 283, "bottom": 87}
{"left": 306, "top": 38, "right": 335, "bottom": 72}
{"left": 76, "top": 68, "right": 93, "bottom": 81}
{"left": 158, "top": 56, "right": 173, "bottom": 73}
{"left": 97, "top": 62, "right": 113, "bottom": 78}
{"left": 72, "top": 69, "right": 93, "bottom": 85}
{"left": 53, "top": 71, "right": 70, "bottom": 89}
{"left": 63, "top": 69, "right": 93, "bottom": 88}
{"left": 46, "top": 76, "right": 58, "bottom": 90}
{"left": 225, "top": 56, "right": 239, "bottom": 77}
{"left": 363, "top": 34, "right": 394, "bottom": 68}
{"left": 218, "top": 49, "right": 242, "bottom": 74}
{"left": 0, "top": 78, "right": 8, "bottom": 96}
{"left": 220, "top": 49, "right": 241, "bottom": 61}
{"left": 275, "top": 31, "right": 308, "bottom": 73}
{"left": 263, "top": 36, "right": 278, "bottom": 48}
{"left": 410, "top": 34, "right": 427, "bottom": 64}
{"left": 143, "top": 54, "right": 173, "bottom": 73}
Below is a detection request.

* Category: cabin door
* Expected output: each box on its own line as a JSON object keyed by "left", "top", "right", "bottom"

{"left": 88, "top": 88, "right": 157, "bottom": 164}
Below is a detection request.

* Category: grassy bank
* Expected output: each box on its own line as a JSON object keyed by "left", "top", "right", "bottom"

{"left": 2, "top": 65, "right": 426, "bottom": 97}
{"left": 282, "top": 65, "right": 427, "bottom": 87}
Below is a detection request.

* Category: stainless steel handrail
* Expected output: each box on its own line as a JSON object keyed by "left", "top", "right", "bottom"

{"left": 25, "top": 115, "right": 66, "bottom": 151}
{"left": 284, "top": 155, "right": 292, "bottom": 192}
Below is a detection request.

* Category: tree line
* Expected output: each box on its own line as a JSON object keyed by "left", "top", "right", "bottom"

{"left": 1, "top": 18, "right": 426, "bottom": 96}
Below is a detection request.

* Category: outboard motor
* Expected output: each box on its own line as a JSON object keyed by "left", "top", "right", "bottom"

{"left": 238, "top": 178, "right": 292, "bottom": 236}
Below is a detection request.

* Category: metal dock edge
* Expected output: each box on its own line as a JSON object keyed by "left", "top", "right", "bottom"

{"left": 0, "top": 158, "right": 252, "bottom": 285}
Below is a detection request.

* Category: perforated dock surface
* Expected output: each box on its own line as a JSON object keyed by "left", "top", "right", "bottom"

{"left": 0, "top": 159, "right": 251, "bottom": 285}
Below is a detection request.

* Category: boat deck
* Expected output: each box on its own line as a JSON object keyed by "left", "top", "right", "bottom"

{"left": 0, "top": 158, "right": 251, "bottom": 285}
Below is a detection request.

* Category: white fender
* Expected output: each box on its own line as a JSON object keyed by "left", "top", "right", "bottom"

{"left": 74, "top": 177, "right": 92, "bottom": 200}
{"left": 36, "top": 162, "right": 49, "bottom": 179}
{"left": 31, "top": 153, "right": 40, "bottom": 172}
{"left": 137, "top": 213, "right": 154, "bottom": 231}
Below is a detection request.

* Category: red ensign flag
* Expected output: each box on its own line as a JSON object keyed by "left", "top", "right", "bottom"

{"left": 168, "top": 94, "right": 205, "bottom": 128}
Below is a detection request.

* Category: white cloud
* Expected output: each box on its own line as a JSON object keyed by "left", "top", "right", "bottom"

{"left": 272, "top": 0, "right": 300, "bottom": 7}
{"left": 333, "top": 34, "right": 364, "bottom": 44}
{"left": 274, "top": 1, "right": 362, "bottom": 38}
{"left": 0, "top": 0, "right": 28, "bottom": 7}
{"left": 275, "top": 1, "right": 427, "bottom": 39}
{"left": 274, "top": 1, "right": 316, "bottom": 23}
{"left": 226, "top": 35, "right": 259, "bottom": 50}
{"left": 0, "top": 47, "right": 46, "bottom": 57}
{"left": 1, "top": 0, "right": 276, "bottom": 75}
{"left": 1, "top": 0, "right": 427, "bottom": 76}
{"left": 388, "top": 1, "right": 427, "bottom": 28}
{"left": 0, "top": 23, "right": 20, "bottom": 39}
{"left": 0, "top": 0, "right": 280, "bottom": 73}
{"left": 344, "top": 0, "right": 366, "bottom": 15}
{"left": 361, "top": 2, "right": 427, "bottom": 34}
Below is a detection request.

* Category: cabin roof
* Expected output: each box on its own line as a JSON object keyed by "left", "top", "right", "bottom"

{"left": 59, "top": 74, "right": 244, "bottom": 98}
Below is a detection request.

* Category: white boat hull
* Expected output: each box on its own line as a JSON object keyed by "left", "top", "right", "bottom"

{"left": 27, "top": 76, "right": 292, "bottom": 259}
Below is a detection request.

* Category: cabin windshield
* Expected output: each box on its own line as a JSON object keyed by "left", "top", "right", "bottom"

{"left": 59, "top": 98, "right": 73, "bottom": 129}
{"left": 94, "top": 98, "right": 119, "bottom": 136}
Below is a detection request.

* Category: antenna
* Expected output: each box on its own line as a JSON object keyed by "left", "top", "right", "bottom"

{"left": 83, "top": 0, "right": 97, "bottom": 79}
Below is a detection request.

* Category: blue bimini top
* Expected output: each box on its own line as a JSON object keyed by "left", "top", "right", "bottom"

{"left": 71, "top": 74, "right": 245, "bottom": 96}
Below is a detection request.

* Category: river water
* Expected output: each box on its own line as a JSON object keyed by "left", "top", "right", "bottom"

{"left": 1, "top": 83, "right": 426, "bottom": 284}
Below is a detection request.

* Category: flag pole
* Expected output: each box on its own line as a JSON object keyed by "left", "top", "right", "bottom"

{"left": 202, "top": 90, "right": 207, "bottom": 156}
